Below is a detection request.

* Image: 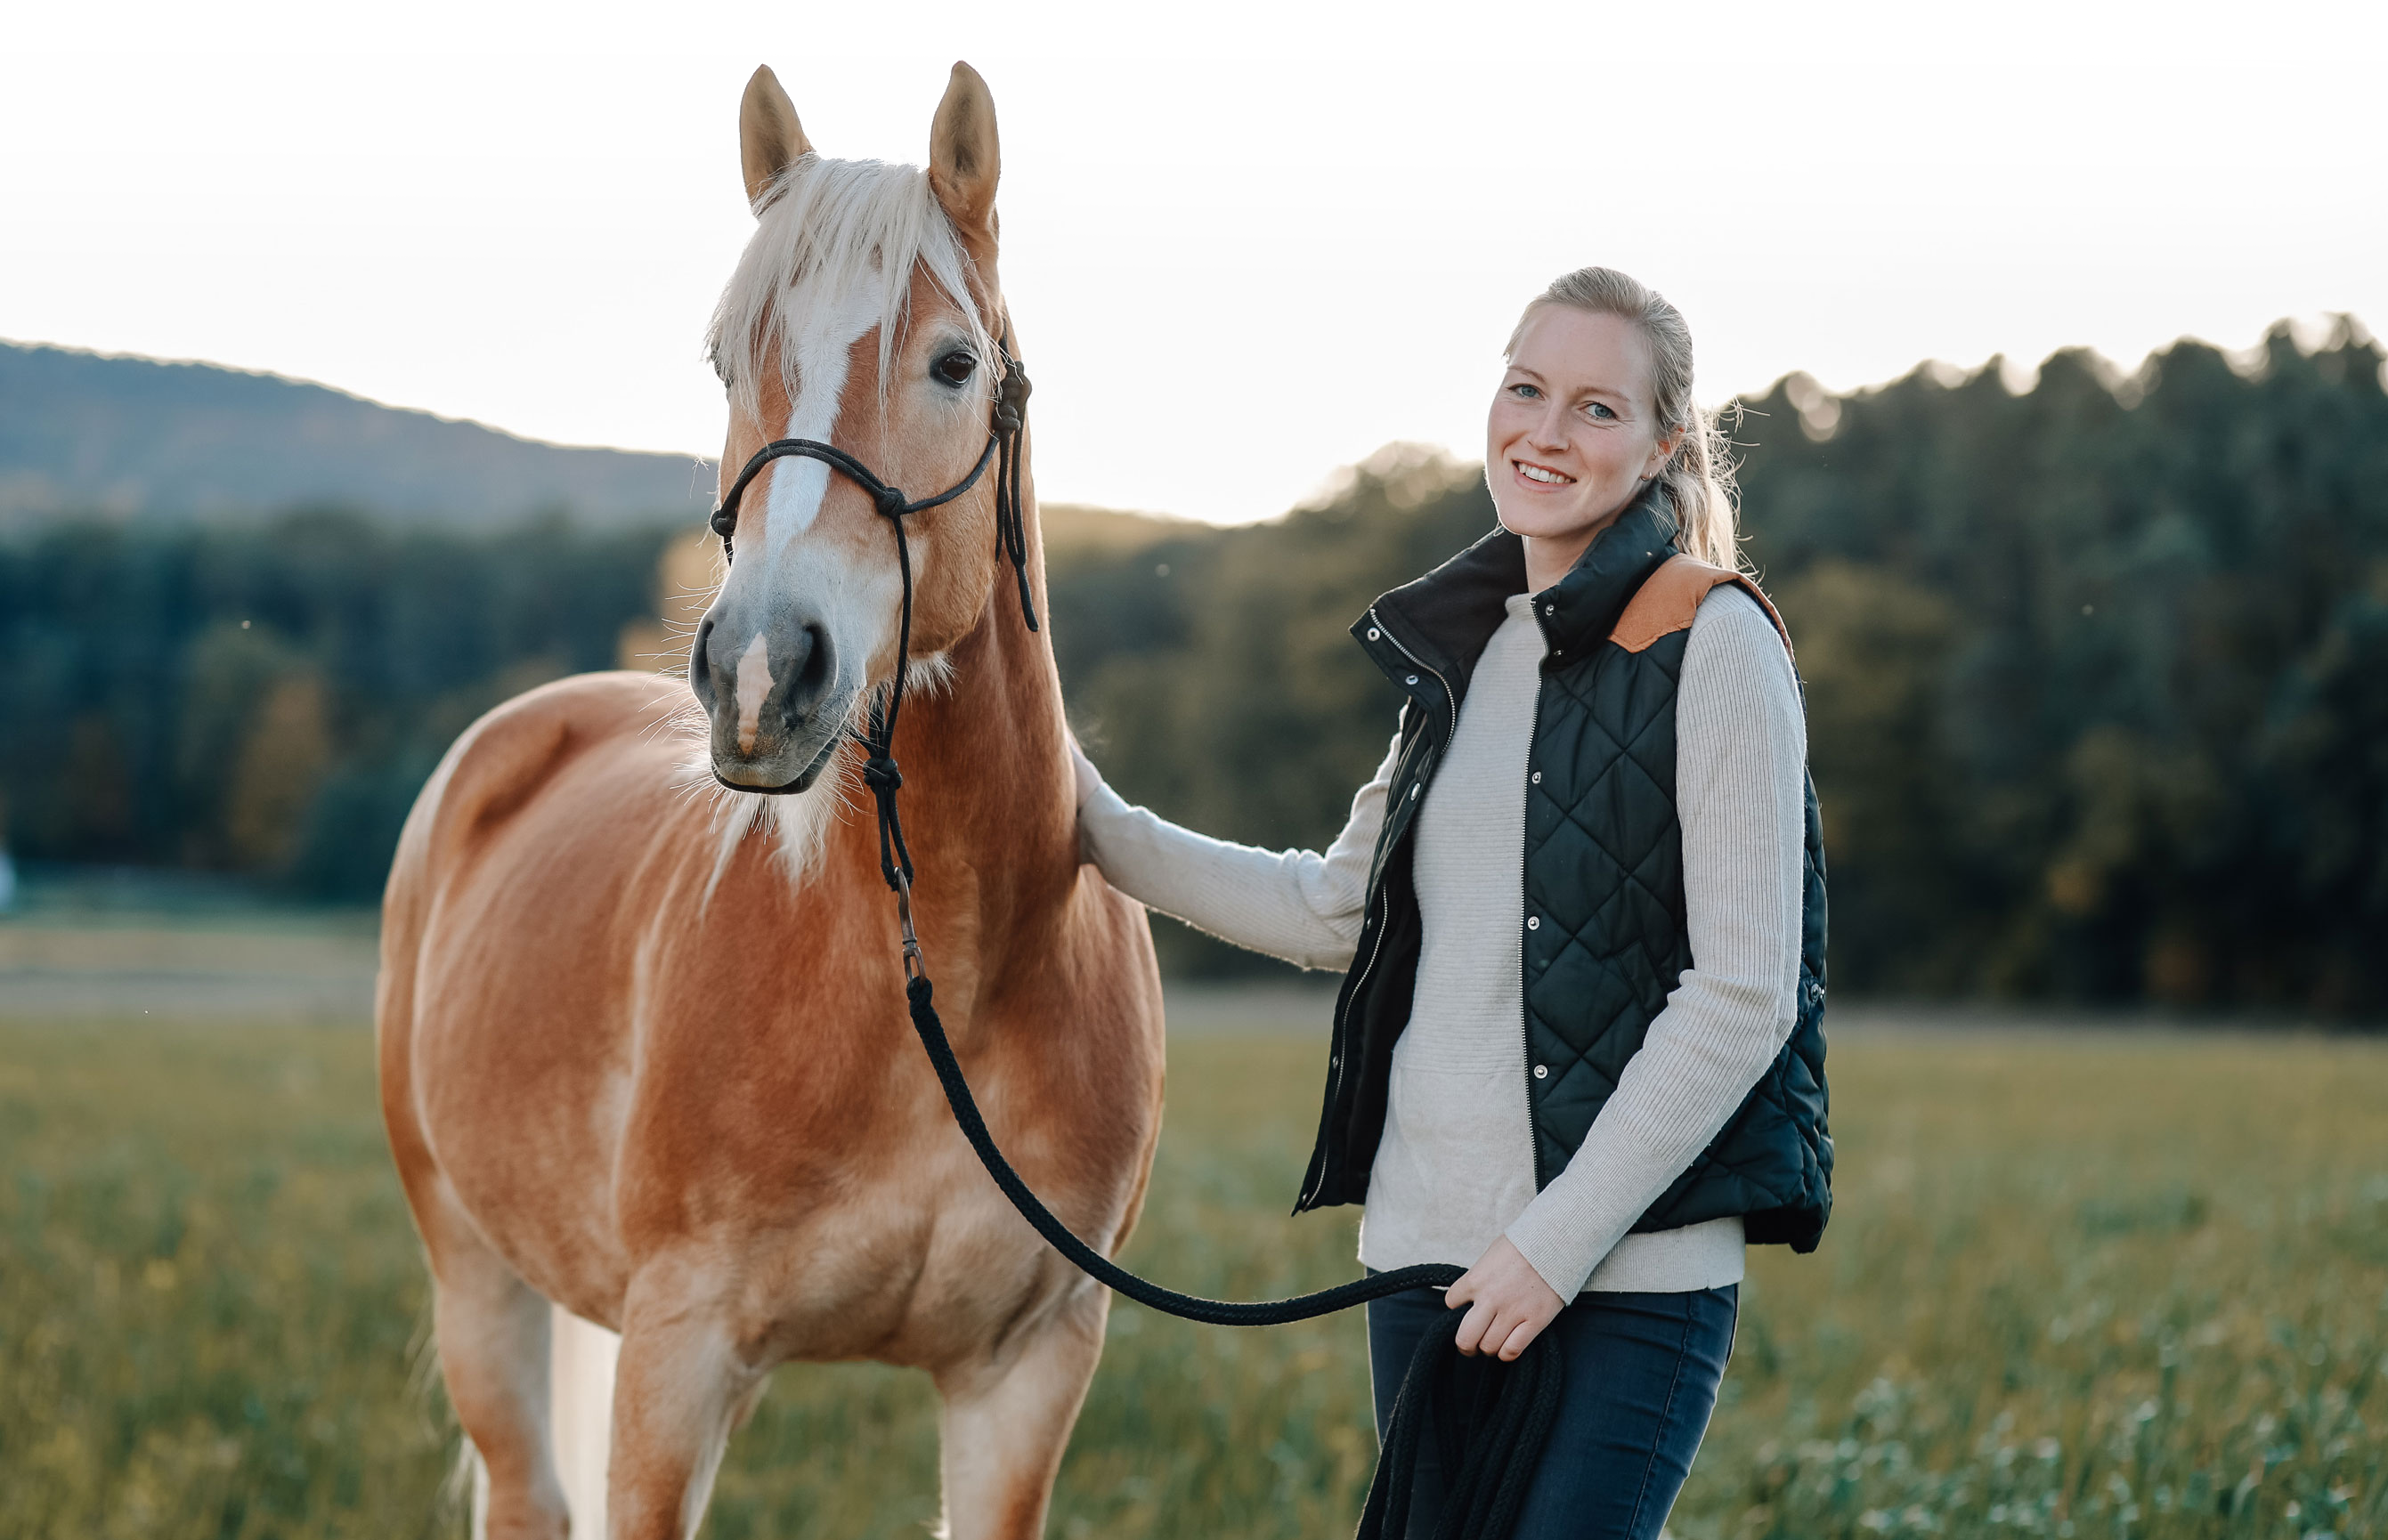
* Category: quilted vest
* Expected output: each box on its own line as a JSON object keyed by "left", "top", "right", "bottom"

{"left": 1294, "top": 487, "right": 1832, "bottom": 1253}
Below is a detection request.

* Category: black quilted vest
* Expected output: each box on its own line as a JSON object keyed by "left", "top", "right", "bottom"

{"left": 1294, "top": 489, "right": 1833, "bottom": 1253}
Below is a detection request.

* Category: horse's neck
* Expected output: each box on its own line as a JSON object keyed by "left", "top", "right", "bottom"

{"left": 886, "top": 510, "right": 1075, "bottom": 960}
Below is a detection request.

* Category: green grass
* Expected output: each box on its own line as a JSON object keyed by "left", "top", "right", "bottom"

{"left": 2, "top": 1021, "right": 2384, "bottom": 1538}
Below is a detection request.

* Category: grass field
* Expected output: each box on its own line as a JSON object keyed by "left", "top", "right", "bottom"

{"left": 1, "top": 1018, "right": 2383, "bottom": 1539}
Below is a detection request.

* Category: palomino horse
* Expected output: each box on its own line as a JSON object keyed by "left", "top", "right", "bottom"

{"left": 378, "top": 62, "right": 1166, "bottom": 1538}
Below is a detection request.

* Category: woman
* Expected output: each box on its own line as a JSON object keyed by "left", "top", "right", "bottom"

{"left": 1072, "top": 266, "right": 1831, "bottom": 1538}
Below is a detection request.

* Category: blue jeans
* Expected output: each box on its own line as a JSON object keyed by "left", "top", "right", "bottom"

{"left": 1366, "top": 1277, "right": 1738, "bottom": 1540}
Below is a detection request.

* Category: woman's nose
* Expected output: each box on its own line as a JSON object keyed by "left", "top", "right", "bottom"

{"left": 1528, "top": 402, "right": 1570, "bottom": 450}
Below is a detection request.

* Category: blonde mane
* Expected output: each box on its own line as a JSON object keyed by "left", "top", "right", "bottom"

{"left": 706, "top": 154, "right": 993, "bottom": 425}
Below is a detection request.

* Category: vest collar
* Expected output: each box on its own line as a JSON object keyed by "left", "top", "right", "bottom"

{"left": 1531, "top": 482, "right": 1680, "bottom": 659}
{"left": 1359, "top": 480, "right": 1679, "bottom": 701}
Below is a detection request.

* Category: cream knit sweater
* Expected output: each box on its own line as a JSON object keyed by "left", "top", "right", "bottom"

{"left": 1076, "top": 584, "right": 1807, "bottom": 1298}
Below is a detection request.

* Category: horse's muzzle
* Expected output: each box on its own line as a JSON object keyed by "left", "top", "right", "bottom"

{"left": 688, "top": 611, "right": 845, "bottom": 792}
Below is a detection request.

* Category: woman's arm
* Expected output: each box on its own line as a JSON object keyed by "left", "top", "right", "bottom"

{"left": 1074, "top": 733, "right": 1400, "bottom": 973}
{"left": 1501, "top": 584, "right": 1810, "bottom": 1302}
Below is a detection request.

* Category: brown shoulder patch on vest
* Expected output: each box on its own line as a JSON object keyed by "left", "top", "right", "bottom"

{"left": 1611, "top": 555, "right": 1735, "bottom": 652}
{"left": 1610, "top": 555, "right": 1796, "bottom": 661}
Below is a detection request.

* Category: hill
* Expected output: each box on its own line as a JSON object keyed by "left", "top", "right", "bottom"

{"left": 0, "top": 340, "right": 713, "bottom": 529}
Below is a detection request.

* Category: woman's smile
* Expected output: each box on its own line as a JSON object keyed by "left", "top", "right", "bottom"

{"left": 1513, "top": 458, "right": 1577, "bottom": 488}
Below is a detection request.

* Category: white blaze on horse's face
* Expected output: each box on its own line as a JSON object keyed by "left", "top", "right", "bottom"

{"left": 697, "top": 284, "right": 899, "bottom": 792}
{"left": 759, "top": 287, "right": 879, "bottom": 553}
{"left": 688, "top": 65, "right": 1006, "bottom": 795}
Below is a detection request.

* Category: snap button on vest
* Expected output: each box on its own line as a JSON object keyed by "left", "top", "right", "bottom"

{"left": 1367, "top": 628, "right": 1381, "bottom": 640}
{"left": 1526, "top": 915, "right": 1539, "bottom": 930}
{"left": 1405, "top": 674, "right": 1418, "bottom": 685}
{"left": 1533, "top": 1064, "right": 1548, "bottom": 1079}
{"left": 1531, "top": 771, "right": 1541, "bottom": 784}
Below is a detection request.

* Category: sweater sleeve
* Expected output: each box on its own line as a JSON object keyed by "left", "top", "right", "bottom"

{"left": 1075, "top": 733, "right": 1400, "bottom": 973}
{"left": 1505, "top": 586, "right": 1807, "bottom": 1299}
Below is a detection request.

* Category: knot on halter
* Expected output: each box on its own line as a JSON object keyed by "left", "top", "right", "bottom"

{"left": 995, "top": 367, "right": 1032, "bottom": 435}
{"left": 873, "top": 485, "right": 909, "bottom": 519}
{"left": 709, "top": 505, "right": 736, "bottom": 538}
{"left": 862, "top": 755, "right": 904, "bottom": 792}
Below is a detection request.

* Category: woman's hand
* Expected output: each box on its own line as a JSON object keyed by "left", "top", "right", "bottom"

{"left": 1445, "top": 1236, "right": 1564, "bottom": 1360}
{"left": 1068, "top": 738, "right": 1101, "bottom": 810}
{"left": 1068, "top": 739, "right": 1103, "bottom": 865}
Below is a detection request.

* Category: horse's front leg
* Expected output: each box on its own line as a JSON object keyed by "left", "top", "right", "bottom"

{"left": 934, "top": 1277, "right": 1111, "bottom": 1540}
{"left": 604, "top": 1265, "right": 768, "bottom": 1540}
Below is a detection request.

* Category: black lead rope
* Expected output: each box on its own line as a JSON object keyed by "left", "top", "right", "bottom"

{"left": 708, "top": 339, "right": 1559, "bottom": 1539}
{"left": 905, "top": 968, "right": 1563, "bottom": 1537}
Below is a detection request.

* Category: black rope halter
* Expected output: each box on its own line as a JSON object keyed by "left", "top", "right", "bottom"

{"left": 702, "top": 330, "right": 1557, "bottom": 1539}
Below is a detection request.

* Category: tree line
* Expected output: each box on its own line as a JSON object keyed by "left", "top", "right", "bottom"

{"left": 4, "top": 319, "right": 2382, "bottom": 1014}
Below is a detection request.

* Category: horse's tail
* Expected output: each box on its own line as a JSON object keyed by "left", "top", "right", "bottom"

{"left": 436, "top": 1304, "right": 615, "bottom": 1538}
{"left": 549, "top": 1304, "right": 621, "bottom": 1533}
{"left": 451, "top": 1441, "right": 487, "bottom": 1540}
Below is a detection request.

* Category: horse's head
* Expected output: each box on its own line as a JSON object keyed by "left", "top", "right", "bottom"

{"left": 691, "top": 62, "right": 1011, "bottom": 793}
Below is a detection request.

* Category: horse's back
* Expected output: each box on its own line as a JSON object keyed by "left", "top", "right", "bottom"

{"left": 387, "top": 669, "right": 687, "bottom": 904}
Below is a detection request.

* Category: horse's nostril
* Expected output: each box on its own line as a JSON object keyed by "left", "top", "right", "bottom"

{"left": 689, "top": 618, "right": 717, "bottom": 704}
{"left": 771, "top": 622, "right": 838, "bottom": 732}
{"left": 794, "top": 623, "right": 833, "bottom": 706}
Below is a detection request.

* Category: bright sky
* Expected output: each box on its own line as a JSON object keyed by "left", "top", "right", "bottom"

{"left": 5, "top": 0, "right": 2382, "bottom": 523}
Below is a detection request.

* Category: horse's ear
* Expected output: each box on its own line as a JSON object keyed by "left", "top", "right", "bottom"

{"left": 739, "top": 65, "right": 811, "bottom": 213}
{"left": 928, "top": 61, "right": 1000, "bottom": 244}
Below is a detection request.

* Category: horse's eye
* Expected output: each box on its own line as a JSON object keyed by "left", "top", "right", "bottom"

{"left": 935, "top": 350, "right": 978, "bottom": 386}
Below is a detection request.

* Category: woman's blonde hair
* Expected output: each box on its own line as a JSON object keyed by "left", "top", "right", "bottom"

{"left": 1506, "top": 267, "right": 1742, "bottom": 571}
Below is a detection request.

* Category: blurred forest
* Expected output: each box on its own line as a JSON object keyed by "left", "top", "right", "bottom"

{"left": 0, "top": 515, "right": 669, "bottom": 899}
{"left": 3, "top": 320, "right": 2383, "bottom": 1013}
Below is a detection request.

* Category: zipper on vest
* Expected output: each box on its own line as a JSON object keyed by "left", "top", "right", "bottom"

{"left": 1310, "top": 607, "right": 1455, "bottom": 1209}
{"left": 1306, "top": 883, "right": 1389, "bottom": 1209}
{"left": 1359, "top": 607, "right": 1457, "bottom": 851}
{"left": 1361, "top": 606, "right": 1457, "bottom": 757}
{"left": 1519, "top": 652, "right": 1547, "bottom": 1191}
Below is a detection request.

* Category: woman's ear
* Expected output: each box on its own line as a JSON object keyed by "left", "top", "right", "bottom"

{"left": 1643, "top": 428, "right": 1679, "bottom": 481}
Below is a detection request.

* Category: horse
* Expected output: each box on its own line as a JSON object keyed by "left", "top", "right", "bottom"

{"left": 376, "top": 61, "right": 1166, "bottom": 1539}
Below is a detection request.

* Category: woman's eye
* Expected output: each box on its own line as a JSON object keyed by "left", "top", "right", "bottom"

{"left": 1587, "top": 401, "right": 1617, "bottom": 421}
{"left": 1512, "top": 384, "right": 1540, "bottom": 400}
{"left": 935, "top": 350, "right": 978, "bottom": 386}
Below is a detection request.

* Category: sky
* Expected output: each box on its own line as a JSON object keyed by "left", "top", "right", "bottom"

{"left": 4, "top": 0, "right": 2382, "bottom": 524}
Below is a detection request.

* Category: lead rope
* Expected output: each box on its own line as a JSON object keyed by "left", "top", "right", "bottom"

{"left": 708, "top": 341, "right": 1558, "bottom": 1539}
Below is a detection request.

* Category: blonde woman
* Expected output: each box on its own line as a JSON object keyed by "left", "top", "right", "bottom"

{"left": 1072, "top": 268, "right": 1832, "bottom": 1537}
